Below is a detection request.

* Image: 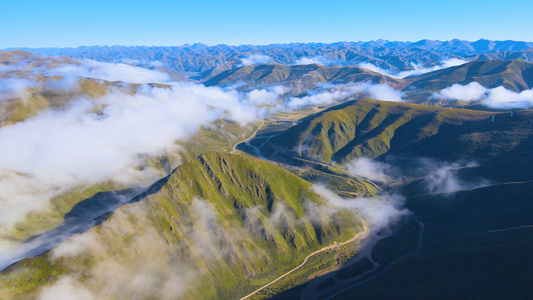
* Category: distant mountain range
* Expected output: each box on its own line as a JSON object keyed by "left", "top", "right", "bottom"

{"left": 8, "top": 39, "right": 533, "bottom": 75}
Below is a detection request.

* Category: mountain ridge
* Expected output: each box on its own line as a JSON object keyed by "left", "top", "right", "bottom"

{"left": 0, "top": 152, "right": 364, "bottom": 299}
{"left": 9, "top": 39, "right": 532, "bottom": 75}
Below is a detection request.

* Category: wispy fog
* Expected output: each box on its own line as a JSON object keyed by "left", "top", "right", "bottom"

{"left": 418, "top": 159, "right": 489, "bottom": 194}
{"left": 39, "top": 277, "right": 95, "bottom": 300}
{"left": 239, "top": 54, "right": 274, "bottom": 66}
{"left": 291, "top": 56, "right": 334, "bottom": 66}
{"left": 346, "top": 157, "right": 489, "bottom": 194}
{"left": 35, "top": 193, "right": 361, "bottom": 299}
{"left": 0, "top": 78, "right": 37, "bottom": 103}
{"left": 312, "top": 186, "right": 409, "bottom": 235}
{"left": 346, "top": 157, "right": 394, "bottom": 182}
{"left": 39, "top": 205, "right": 194, "bottom": 300}
{"left": 359, "top": 58, "right": 467, "bottom": 79}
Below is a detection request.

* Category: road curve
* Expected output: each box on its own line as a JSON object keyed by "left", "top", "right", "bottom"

{"left": 240, "top": 220, "right": 369, "bottom": 300}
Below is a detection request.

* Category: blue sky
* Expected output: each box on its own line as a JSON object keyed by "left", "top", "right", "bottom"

{"left": 1, "top": 0, "right": 532, "bottom": 48}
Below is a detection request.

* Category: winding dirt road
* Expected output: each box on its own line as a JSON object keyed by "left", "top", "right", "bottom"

{"left": 232, "top": 121, "right": 265, "bottom": 153}
{"left": 240, "top": 220, "right": 369, "bottom": 300}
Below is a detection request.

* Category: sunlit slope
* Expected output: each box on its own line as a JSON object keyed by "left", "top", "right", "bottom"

{"left": 407, "top": 59, "right": 533, "bottom": 93}
{"left": 0, "top": 51, "right": 144, "bottom": 127}
{"left": 202, "top": 63, "right": 405, "bottom": 91}
{"left": 262, "top": 99, "right": 532, "bottom": 169}
{"left": 0, "top": 152, "right": 362, "bottom": 299}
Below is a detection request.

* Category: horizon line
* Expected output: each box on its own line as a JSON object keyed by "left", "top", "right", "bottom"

{"left": 3, "top": 38, "right": 533, "bottom": 51}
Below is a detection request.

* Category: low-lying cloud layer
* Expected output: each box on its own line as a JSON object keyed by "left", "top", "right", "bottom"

{"left": 0, "top": 81, "right": 269, "bottom": 228}
{"left": 44, "top": 59, "right": 172, "bottom": 84}
{"left": 0, "top": 57, "right": 408, "bottom": 234}
{"left": 359, "top": 58, "right": 467, "bottom": 79}
{"left": 239, "top": 54, "right": 274, "bottom": 66}
{"left": 286, "top": 81, "right": 403, "bottom": 109}
{"left": 432, "top": 82, "right": 533, "bottom": 109}
{"left": 291, "top": 56, "right": 334, "bottom": 66}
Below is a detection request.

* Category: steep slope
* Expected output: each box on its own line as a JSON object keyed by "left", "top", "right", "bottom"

{"left": 261, "top": 99, "right": 533, "bottom": 181}
{"left": 202, "top": 63, "right": 405, "bottom": 92}
{"left": 0, "top": 152, "right": 363, "bottom": 299}
{"left": 406, "top": 59, "right": 533, "bottom": 93}
{"left": 260, "top": 99, "right": 533, "bottom": 299}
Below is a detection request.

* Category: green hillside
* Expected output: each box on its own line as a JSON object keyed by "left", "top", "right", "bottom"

{"left": 406, "top": 59, "right": 533, "bottom": 95}
{"left": 261, "top": 99, "right": 532, "bottom": 177}
{"left": 203, "top": 63, "right": 405, "bottom": 93}
{"left": 258, "top": 99, "right": 533, "bottom": 299}
{"left": 0, "top": 152, "right": 363, "bottom": 299}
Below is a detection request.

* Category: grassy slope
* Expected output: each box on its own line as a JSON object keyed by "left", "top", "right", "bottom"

{"left": 3, "top": 118, "right": 258, "bottom": 243}
{"left": 143, "top": 152, "right": 362, "bottom": 298}
{"left": 0, "top": 152, "right": 363, "bottom": 299}
{"left": 203, "top": 63, "right": 405, "bottom": 93}
{"left": 0, "top": 78, "right": 112, "bottom": 127}
{"left": 407, "top": 59, "right": 533, "bottom": 93}
{"left": 263, "top": 99, "right": 532, "bottom": 172}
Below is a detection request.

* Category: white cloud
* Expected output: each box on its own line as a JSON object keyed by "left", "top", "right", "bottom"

{"left": 239, "top": 54, "right": 273, "bottom": 66}
{"left": 0, "top": 81, "right": 277, "bottom": 230}
{"left": 419, "top": 160, "right": 489, "bottom": 194}
{"left": 346, "top": 157, "right": 393, "bottom": 182}
{"left": 39, "top": 206, "right": 195, "bottom": 300}
{"left": 2, "top": 58, "right": 380, "bottom": 233}
{"left": 485, "top": 86, "right": 533, "bottom": 109}
{"left": 291, "top": 56, "right": 333, "bottom": 66}
{"left": 286, "top": 81, "right": 403, "bottom": 109}
{"left": 246, "top": 85, "right": 290, "bottom": 104}
{"left": 432, "top": 82, "right": 533, "bottom": 109}
{"left": 366, "top": 83, "right": 404, "bottom": 101}
{"left": 39, "top": 277, "right": 96, "bottom": 300}
{"left": 50, "top": 232, "right": 103, "bottom": 261}
{"left": 360, "top": 58, "right": 467, "bottom": 79}
{"left": 432, "top": 82, "right": 487, "bottom": 101}
{"left": 358, "top": 62, "right": 392, "bottom": 76}
{"left": 45, "top": 59, "right": 172, "bottom": 84}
